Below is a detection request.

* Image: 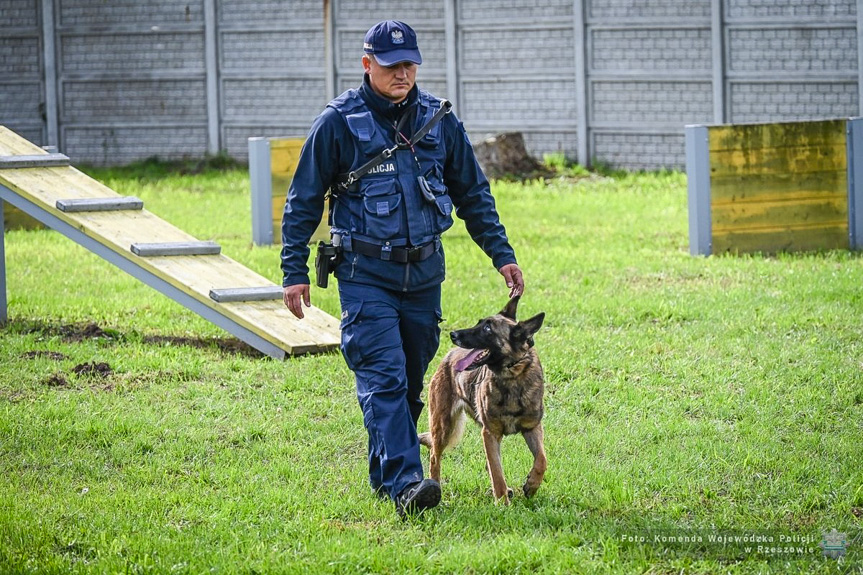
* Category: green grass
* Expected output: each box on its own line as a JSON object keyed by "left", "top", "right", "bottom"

{"left": 1, "top": 164, "right": 862, "bottom": 573}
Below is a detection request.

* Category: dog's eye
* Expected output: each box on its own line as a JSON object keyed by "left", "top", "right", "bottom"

{"left": 483, "top": 324, "right": 492, "bottom": 333}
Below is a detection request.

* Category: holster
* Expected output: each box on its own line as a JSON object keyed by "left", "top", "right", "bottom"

{"left": 314, "top": 241, "right": 340, "bottom": 289}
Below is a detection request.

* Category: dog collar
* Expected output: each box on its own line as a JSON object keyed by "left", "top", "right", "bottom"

{"left": 504, "top": 352, "right": 531, "bottom": 370}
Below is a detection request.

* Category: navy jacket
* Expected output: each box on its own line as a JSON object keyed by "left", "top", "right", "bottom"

{"left": 281, "top": 77, "right": 516, "bottom": 291}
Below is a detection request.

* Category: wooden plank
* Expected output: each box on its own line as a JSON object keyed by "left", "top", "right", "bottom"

{"left": 131, "top": 241, "right": 222, "bottom": 257}
{"left": 710, "top": 170, "right": 847, "bottom": 205}
{"left": 712, "top": 196, "right": 848, "bottom": 233}
{"left": 712, "top": 224, "right": 849, "bottom": 254}
{"left": 209, "top": 286, "right": 284, "bottom": 303}
{"left": 57, "top": 196, "right": 143, "bottom": 212}
{"left": 709, "top": 143, "right": 847, "bottom": 178}
{"left": 0, "top": 127, "right": 53, "bottom": 156}
{"left": 0, "top": 153, "right": 70, "bottom": 169}
{"left": 708, "top": 119, "right": 847, "bottom": 152}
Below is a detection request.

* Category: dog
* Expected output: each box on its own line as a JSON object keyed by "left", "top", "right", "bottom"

{"left": 419, "top": 295, "right": 546, "bottom": 504}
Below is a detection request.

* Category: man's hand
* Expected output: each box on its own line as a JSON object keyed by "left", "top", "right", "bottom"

{"left": 283, "top": 284, "right": 311, "bottom": 319}
{"left": 498, "top": 263, "right": 524, "bottom": 298}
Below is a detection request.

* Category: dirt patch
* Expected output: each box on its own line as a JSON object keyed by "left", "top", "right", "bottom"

{"left": 21, "top": 351, "right": 68, "bottom": 361}
{"left": 59, "top": 322, "right": 118, "bottom": 341}
{"left": 39, "top": 362, "right": 114, "bottom": 390}
{"left": 16, "top": 320, "right": 262, "bottom": 357}
{"left": 43, "top": 373, "right": 68, "bottom": 387}
{"left": 72, "top": 362, "right": 113, "bottom": 378}
{"left": 18, "top": 320, "right": 121, "bottom": 342}
{"left": 142, "top": 334, "right": 263, "bottom": 358}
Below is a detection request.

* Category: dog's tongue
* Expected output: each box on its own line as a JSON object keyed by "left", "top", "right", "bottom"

{"left": 455, "top": 349, "right": 484, "bottom": 372}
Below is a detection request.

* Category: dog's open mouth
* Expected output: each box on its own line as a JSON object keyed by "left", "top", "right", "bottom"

{"left": 455, "top": 348, "right": 489, "bottom": 372}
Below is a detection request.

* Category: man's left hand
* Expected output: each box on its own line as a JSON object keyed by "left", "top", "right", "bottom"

{"left": 499, "top": 263, "right": 524, "bottom": 298}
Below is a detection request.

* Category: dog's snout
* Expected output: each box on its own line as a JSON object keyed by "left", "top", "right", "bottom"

{"left": 449, "top": 331, "right": 460, "bottom": 345}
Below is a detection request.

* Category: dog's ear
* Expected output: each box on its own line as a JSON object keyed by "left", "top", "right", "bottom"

{"left": 513, "top": 312, "right": 545, "bottom": 347}
{"left": 501, "top": 295, "right": 521, "bottom": 320}
{"left": 521, "top": 312, "right": 545, "bottom": 337}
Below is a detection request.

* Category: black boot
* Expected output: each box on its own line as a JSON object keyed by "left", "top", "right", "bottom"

{"left": 396, "top": 479, "right": 441, "bottom": 519}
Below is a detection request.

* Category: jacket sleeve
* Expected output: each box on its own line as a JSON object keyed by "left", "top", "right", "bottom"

{"left": 442, "top": 113, "right": 517, "bottom": 270}
{"left": 280, "top": 108, "right": 344, "bottom": 286}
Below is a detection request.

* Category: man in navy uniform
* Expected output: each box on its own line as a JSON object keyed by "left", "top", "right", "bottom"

{"left": 281, "top": 20, "right": 524, "bottom": 517}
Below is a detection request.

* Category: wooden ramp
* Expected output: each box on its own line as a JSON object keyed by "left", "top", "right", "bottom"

{"left": 0, "top": 126, "right": 340, "bottom": 359}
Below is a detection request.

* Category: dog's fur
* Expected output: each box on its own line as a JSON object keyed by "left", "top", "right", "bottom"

{"left": 419, "top": 296, "right": 546, "bottom": 504}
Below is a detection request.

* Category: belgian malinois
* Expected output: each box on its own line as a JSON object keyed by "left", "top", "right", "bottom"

{"left": 419, "top": 296, "right": 546, "bottom": 504}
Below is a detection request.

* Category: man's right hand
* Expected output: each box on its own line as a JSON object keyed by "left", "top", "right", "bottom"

{"left": 283, "top": 284, "right": 311, "bottom": 319}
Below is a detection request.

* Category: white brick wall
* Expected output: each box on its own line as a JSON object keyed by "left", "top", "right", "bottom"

{"left": 0, "top": 1, "right": 42, "bottom": 143}
{"left": 3, "top": 0, "right": 860, "bottom": 169}
{"left": 588, "top": 0, "right": 710, "bottom": 19}
{"left": 728, "top": 28, "right": 857, "bottom": 73}
{"left": 728, "top": 0, "right": 855, "bottom": 19}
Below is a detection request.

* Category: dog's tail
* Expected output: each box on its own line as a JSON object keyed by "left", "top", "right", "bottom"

{"left": 417, "top": 410, "right": 468, "bottom": 450}
{"left": 418, "top": 431, "right": 432, "bottom": 447}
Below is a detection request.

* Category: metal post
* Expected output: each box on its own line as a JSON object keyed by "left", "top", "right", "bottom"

{"left": 847, "top": 117, "right": 863, "bottom": 250}
{"left": 573, "top": 0, "right": 589, "bottom": 166}
{"left": 249, "top": 137, "right": 274, "bottom": 245}
{"left": 324, "top": 0, "right": 336, "bottom": 101}
{"left": 686, "top": 125, "right": 712, "bottom": 256}
{"left": 40, "top": 0, "right": 59, "bottom": 148}
{"left": 858, "top": 0, "right": 863, "bottom": 116}
{"left": 204, "top": 0, "right": 220, "bottom": 155}
{"left": 0, "top": 198, "right": 6, "bottom": 326}
{"left": 444, "top": 0, "right": 459, "bottom": 107}
{"left": 711, "top": 0, "right": 725, "bottom": 123}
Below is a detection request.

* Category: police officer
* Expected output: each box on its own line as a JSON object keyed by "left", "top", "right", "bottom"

{"left": 281, "top": 20, "right": 524, "bottom": 518}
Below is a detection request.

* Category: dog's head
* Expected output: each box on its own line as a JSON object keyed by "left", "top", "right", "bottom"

{"left": 450, "top": 295, "right": 545, "bottom": 372}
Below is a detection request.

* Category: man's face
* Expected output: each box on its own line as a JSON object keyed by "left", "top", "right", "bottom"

{"left": 363, "top": 55, "right": 417, "bottom": 103}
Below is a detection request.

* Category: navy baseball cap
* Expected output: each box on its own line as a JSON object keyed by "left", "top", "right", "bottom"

{"left": 363, "top": 20, "right": 422, "bottom": 67}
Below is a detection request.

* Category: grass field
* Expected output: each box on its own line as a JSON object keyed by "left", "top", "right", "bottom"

{"left": 1, "top": 162, "right": 862, "bottom": 573}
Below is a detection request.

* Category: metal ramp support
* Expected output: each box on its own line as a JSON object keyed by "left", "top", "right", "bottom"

{"left": 0, "top": 126, "right": 340, "bottom": 358}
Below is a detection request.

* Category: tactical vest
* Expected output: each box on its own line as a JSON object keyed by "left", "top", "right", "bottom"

{"left": 327, "top": 89, "right": 454, "bottom": 250}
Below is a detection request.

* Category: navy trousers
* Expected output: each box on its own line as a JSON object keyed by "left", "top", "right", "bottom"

{"left": 338, "top": 281, "right": 442, "bottom": 500}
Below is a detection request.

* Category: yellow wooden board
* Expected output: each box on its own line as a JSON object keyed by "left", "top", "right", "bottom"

{"left": 712, "top": 195, "right": 847, "bottom": 233}
{"left": 710, "top": 170, "right": 847, "bottom": 204}
{"left": 709, "top": 119, "right": 847, "bottom": 152}
{"left": 270, "top": 138, "right": 328, "bottom": 244}
{"left": 709, "top": 143, "right": 847, "bottom": 178}
{"left": 707, "top": 119, "right": 849, "bottom": 254}
{"left": 0, "top": 126, "right": 340, "bottom": 356}
{"left": 712, "top": 225, "right": 849, "bottom": 254}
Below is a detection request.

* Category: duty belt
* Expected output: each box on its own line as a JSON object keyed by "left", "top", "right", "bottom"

{"left": 347, "top": 238, "right": 438, "bottom": 263}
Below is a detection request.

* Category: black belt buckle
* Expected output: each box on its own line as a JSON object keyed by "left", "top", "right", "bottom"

{"left": 406, "top": 244, "right": 424, "bottom": 262}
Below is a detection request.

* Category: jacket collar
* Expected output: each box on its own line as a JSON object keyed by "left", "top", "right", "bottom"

{"left": 360, "top": 75, "right": 419, "bottom": 122}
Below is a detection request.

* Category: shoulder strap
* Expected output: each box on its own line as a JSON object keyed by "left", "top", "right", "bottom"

{"left": 336, "top": 99, "right": 452, "bottom": 191}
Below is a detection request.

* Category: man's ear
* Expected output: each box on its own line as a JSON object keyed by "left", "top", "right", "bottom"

{"left": 362, "top": 54, "right": 372, "bottom": 74}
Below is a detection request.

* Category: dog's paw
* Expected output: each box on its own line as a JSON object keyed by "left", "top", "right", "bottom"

{"left": 490, "top": 487, "right": 513, "bottom": 505}
{"left": 523, "top": 481, "right": 539, "bottom": 499}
